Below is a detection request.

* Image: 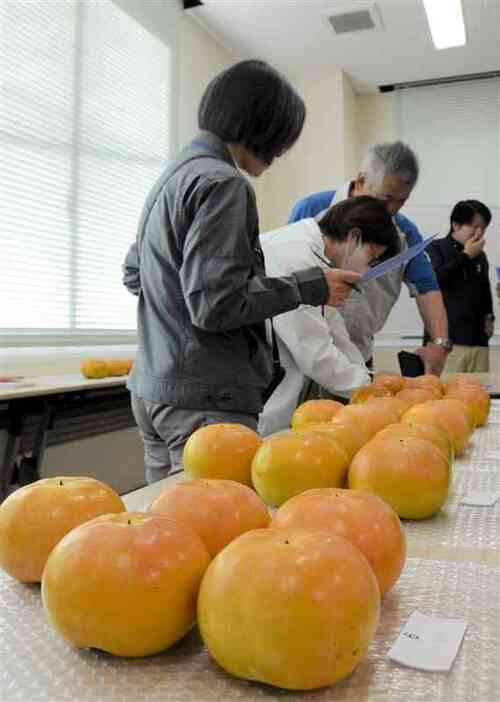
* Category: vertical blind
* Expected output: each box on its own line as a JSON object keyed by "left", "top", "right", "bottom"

{"left": 0, "top": 0, "right": 172, "bottom": 344}
{"left": 379, "top": 78, "right": 500, "bottom": 338}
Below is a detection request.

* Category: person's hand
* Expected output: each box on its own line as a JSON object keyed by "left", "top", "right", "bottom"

{"left": 324, "top": 269, "right": 362, "bottom": 307}
{"left": 415, "top": 345, "right": 448, "bottom": 376}
{"left": 464, "top": 233, "right": 485, "bottom": 258}
{"left": 485, "top": 315, "right": 495, "bottom": 338}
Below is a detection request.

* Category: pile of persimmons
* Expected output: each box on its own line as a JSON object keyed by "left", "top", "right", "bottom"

{"left": 0, "top": 372, "right": 489, "bottom": 691}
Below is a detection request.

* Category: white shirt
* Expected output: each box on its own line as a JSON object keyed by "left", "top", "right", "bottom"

{"left": 258, "top": 217, "right": 370, "bottom": 436}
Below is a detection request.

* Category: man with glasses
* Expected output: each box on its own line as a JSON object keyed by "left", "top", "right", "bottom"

{"left": 289, "top": 141, "right": 451, "bottom": 374}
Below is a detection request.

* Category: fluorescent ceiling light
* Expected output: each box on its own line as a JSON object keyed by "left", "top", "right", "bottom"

{"left": 423, "top": 0, "right": 466, "bottom": 49}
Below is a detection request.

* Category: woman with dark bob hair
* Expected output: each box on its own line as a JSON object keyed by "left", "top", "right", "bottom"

{"left": 259, "top": 195, "right": 399, "bottom": 435}
{"left": 123, "top": 60, "right": 361, "bottom": 484}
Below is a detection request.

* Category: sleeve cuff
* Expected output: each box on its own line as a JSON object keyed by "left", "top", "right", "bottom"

{"left": 293, "top": 267, "right": 329, "bottom": 306}
{"left": 415, "top": 282, "right": 441, "bottom": 294}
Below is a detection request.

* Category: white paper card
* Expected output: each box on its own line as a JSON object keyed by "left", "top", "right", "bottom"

{"left": 484, "top": 452, "right": 500, "bottom": 462}
{"left": 388, "top": 611, "right": 467, "bottom": 672}
{"left": 461, "top": 491, "right": 500, "bottom": 506}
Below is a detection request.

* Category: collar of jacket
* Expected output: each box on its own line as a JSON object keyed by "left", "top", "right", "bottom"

{"left": 191, "top": 131, "right": 236, "bottom": 168}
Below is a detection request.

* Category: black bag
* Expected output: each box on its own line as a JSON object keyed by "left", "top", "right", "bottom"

{"left": 398, "top": 351, "right": 425, "bottom": 377}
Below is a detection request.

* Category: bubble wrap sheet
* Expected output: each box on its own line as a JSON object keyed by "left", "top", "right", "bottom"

{"left": 404, "top": 401, "right": 500, "bottom": 555}
{"left": 1, "top": 559, "right": 498, "bottom": 702}
{"left": 0, "top": 402, "right": 499, "bottom": 702}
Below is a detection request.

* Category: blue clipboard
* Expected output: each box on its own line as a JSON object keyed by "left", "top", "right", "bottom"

{"left": 360, "top": 233, "right": 438, "bottom": 283}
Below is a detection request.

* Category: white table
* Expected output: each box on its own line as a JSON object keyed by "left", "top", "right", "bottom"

{"left": 0, "top": 374, "right": 131, "bottom": 499}
{"left": 0, "top": 374, "right": 127, "bottom": 403}
{"left": 122, "top": 473, "right": 183, "bottom": 512}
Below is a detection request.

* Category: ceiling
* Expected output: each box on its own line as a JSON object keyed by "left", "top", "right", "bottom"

{"left": 188, "top": 0, "right": 500, "bottom": 93}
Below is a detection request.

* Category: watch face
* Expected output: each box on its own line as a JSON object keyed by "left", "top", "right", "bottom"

{"left": 433, "top": 338, "right": 452, "bottom": 351}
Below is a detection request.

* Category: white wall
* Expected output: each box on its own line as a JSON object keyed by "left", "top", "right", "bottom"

{"left": 256, "top": 79, "right": 396, "bottom": 233}
{"left": 257, "top": 68, "right": 356, "bottom": 232}
{"left": 176, "top": 13, "right": 234, "bottom": 150}
{"left": 343, "top": 73, "right": 360, "bottom": 179}
{"left": 356, "top": 92, "right": 395, "bottom": 164}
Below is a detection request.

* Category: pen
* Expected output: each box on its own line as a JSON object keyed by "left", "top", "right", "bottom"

{"left": 311, "top": 250, "right": 363, "bottom": 294}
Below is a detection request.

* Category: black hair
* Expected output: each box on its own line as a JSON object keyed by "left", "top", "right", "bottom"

{"left": 449, "top": 200, "right": 492, "bottom": 235}
{"left": 198, "top": 60, "right": 305, "bottom": 164}
{"left": 318, "top": 196, "right": 400, "bottom": 260}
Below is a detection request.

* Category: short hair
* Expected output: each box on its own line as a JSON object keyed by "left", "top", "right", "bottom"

{"left": 198, "top": 60, "right": 305, "bottom": 164}
{"left": 361, "top": 141, "right": 419, "bottom": 189}
{"left": 450, "top": 200, "right": 492, "bottom": 234}
{"left": 318, "top": 196, "right": 400, "bottom": 259}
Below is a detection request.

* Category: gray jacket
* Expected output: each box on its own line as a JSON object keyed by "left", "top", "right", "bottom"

{"left": 123, "top": 132, "right": 328, "bottom": 414}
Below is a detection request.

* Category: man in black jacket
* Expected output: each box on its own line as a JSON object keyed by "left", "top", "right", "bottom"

{"left": 425, "top": 200, "right": 494, "bottom": 372}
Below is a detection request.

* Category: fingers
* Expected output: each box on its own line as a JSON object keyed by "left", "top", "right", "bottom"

{"left": 324, "top": 272, "right": 354, "bottom": 307}
{"left": 324, "top": 269, "right": 362, "bottom": 306}
{"left": 324, "top": 269, "right": 362, "bottom": 286}
{"left": 330, "top": 282, "right": 350, "bottom": 305}
{"left": 416, "top": 346, "right": 446, "bottom": 376}
{"left": 335, "top": 269, "right": 362, "bottom": 285}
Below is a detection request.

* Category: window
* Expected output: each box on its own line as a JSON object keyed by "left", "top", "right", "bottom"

{"left": 0, "top": 0, "right": 174, "bottom": 345}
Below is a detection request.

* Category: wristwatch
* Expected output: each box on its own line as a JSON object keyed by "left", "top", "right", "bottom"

{"left": 429, "top": 337, "right": 453, "bottom": 352}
